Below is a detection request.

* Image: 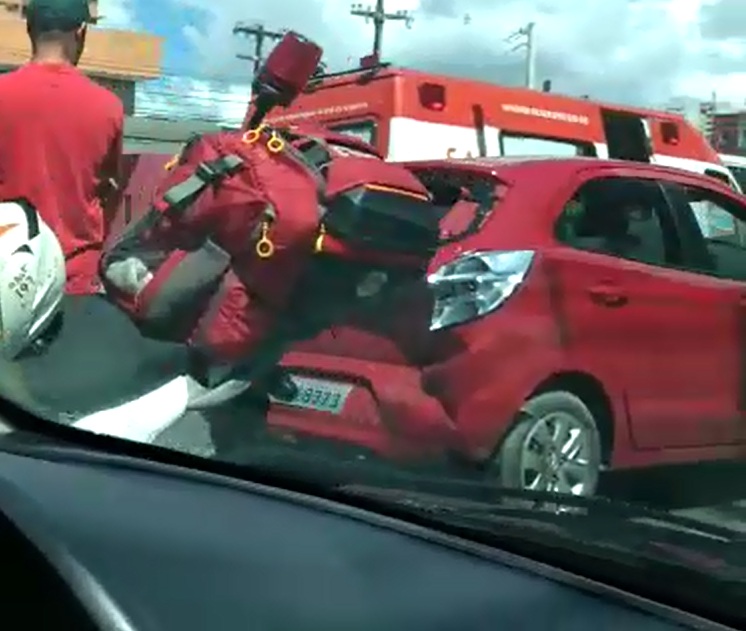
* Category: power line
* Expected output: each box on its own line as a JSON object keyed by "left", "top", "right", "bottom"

{"left": 506, "top": 21, "right": 537, "bottom": 89}
{"left": 350, "top": 0, "right": 413, "bottom": 60}
{"left": 232, "top": 22, "right": 285, "bottom": 75}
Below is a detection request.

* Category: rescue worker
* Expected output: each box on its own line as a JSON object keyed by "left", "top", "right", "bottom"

{"left": 0, "top": 0, "right": 124, "bottom": 296}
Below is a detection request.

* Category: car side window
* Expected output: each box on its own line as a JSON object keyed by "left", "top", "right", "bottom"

{"left": 555, "top": 177, "right": 678, "bottom": 267}
{"left": 664, "top": 183, "right": 746, "bottom": 282}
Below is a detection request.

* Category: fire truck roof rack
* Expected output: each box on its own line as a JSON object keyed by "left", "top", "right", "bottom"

{"left": 304, "top": 60, "right": 391, "bottom": 92}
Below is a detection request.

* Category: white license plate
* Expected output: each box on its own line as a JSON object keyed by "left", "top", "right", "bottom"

{"left": 269, "top": 376, "right": 353, "bottom": 414}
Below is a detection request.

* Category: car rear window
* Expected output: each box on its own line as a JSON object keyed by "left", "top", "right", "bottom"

{"left": 410, "top": 168, "right": 506, "bottom": 238}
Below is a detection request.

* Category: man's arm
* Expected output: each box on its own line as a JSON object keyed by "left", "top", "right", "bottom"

{"left": 99, "top": 103, "right": 125, "bottom": 229}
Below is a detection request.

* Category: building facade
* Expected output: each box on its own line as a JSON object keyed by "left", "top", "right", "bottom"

{"left": 0, "top": 0, "right": 162, "bottom": 115}
{"left": 711, "top": 111, "right": 746, "bottom": 156}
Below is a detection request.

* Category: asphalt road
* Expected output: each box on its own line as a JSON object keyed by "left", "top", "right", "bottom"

{"left": 673, "top": 501, "right": 746, "bottom": 534}
{"left": 154, "top": 412, "right": 746, "bottom": 534}
{"left": 155, "top": 411, "right": 214, "bottom": 458}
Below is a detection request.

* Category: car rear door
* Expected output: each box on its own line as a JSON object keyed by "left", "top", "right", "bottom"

{"left": 549, "top": 169, "right": 741, "bottom": 450}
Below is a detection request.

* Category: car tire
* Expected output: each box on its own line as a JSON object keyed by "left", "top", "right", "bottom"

{"left": 493, "top": 390, "right": 603, "bottom": 497}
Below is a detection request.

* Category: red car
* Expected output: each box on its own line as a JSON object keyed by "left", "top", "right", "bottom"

{"left": 263, "top": 157, "right": 746, "bottom": 496}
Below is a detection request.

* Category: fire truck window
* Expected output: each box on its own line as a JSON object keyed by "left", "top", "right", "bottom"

{"left": 500, "top": 134, "right": 595, "bottom": 158}
{"left": 600, "top": 109, "right": 650, "bottom": 162}
{"left": 328, "top": 121, "right": 377, "bottom": 146}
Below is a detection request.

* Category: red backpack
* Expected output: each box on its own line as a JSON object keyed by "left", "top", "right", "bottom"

{"left": 101, "top": 123, "right": 442, "bottom": 381}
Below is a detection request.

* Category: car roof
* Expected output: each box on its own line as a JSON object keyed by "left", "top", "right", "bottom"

{"left": 402, "top": 156, "right": 716, "bottom": 184}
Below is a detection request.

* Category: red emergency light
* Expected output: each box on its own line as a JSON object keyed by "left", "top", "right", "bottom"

{"left": 359, "top": 53, "right": 379, "bottom": 68}
{"left": 243, "top": 31, "right": 323, "bottom": 129}
{"left": 660, "top": 121, "right": 680, "bottom": 145}
{"left": 418, "top": 82, "right": 446, "bottom": 111}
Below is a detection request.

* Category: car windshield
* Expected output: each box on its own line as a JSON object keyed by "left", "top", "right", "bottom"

{"left": 0, "top": 1, "right": 744, "bottom": 620}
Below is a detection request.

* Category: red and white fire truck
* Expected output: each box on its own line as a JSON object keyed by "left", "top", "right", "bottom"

{"left": 265, "top": 64, "right": 740, "bottom": 191}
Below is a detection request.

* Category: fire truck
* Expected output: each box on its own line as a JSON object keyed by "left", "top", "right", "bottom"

{"left": 265, "top": 63, "right": 740, "bottom": 191}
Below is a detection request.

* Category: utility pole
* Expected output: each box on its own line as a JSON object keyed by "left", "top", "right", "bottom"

{"left": 233, "top": 22, "right": 285, "bottom": 75}
{"left": 350, "top": 0, "right": 413, "bottom": 60}
{"left": 506, "top": 21, "right": 536, "bottom": 89}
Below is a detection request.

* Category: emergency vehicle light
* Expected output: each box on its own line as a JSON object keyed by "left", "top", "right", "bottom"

{"left": 360, "top": 54, "right": 379, "bottom": 69}
{"left": 660, "top": 121, "right": 679, "bottom": 145}
{"left": 418, "top": 83, "right": 446, "bottom": 111}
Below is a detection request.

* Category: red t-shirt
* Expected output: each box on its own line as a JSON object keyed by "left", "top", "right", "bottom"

{"left": 0, "top": 62, "right": 124, "bottom": 294}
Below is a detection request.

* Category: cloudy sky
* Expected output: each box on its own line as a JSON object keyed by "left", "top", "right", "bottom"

{"left": 98, "top": 0, "right": 746, "bottom": 124}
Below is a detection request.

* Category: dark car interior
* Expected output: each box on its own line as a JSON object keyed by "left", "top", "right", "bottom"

{"left": 0, "top": 414, "right": 740, "bottom": 631}
{"left": 557, "top": 178, "right": 677, "bottom": 267}
{"left": 557, "top": 176, "right": 746, "bottom": 283}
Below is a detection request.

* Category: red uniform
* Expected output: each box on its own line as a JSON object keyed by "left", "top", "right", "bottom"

{"left": 0, "top": 62, "right": 124, "bottom": 294}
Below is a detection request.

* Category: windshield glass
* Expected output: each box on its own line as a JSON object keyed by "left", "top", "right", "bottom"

{"left": 1, "top": 1, "right": 744, "bottom": 616}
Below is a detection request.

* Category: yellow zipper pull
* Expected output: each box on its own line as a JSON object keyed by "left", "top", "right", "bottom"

{"left": 267, "top": 131, "right": 285, "bottom": 153}
{"left": 242, "top": 123, "right": 266, "bottom": 145}
{"left": 164, "top": 153, "right": 179, "bottom": 171}
{"left": 314, "top": 224, "right": 326, "bottom": 253}
{"left": 255, "top": 221, "right": 275, "bottom": 258}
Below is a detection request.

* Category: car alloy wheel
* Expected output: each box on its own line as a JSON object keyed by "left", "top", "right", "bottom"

{"left": 494, "top": 391, "right": 603, "bottom": 497}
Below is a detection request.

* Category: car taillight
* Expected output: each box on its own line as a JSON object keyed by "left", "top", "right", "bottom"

{"left": 427, "top": 250, "right": 534, "bottom": 331}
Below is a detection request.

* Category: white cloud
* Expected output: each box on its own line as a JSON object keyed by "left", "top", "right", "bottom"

{"left": 95, "top": 0, "right": 251, "bottom": 124}
{"left": 98, "top": 0, "right": 746, "bottom": 124}
{"left": 97, "top": 0, "right": 138, "bottom": 29}
{"left": 164, "top": 0, "right": 746, "bottom": 110}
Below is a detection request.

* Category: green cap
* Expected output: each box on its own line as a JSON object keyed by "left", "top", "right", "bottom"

{"left": 25, "top": 0, "right": 91, "bottom": 33}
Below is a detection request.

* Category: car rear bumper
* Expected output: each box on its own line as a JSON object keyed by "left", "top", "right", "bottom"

{"left": 266, "top": 352, "right": 460, "bottom": 462}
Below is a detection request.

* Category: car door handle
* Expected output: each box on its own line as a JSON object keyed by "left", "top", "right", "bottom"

{"left": 587, "top": 283, "right": 628, "bottom": 307}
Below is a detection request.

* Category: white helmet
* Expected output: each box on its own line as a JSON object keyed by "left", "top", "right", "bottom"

{"left": 0, "top": 200, "right": 64, "bottom": 360}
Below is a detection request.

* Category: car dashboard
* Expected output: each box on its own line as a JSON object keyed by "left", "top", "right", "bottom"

{"left": 0, "top": 434, "right": 734, "bottom": 631}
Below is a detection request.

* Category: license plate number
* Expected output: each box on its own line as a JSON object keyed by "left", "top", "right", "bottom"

{"left": 269, "top": 376, "right": 352, "bottom": 414}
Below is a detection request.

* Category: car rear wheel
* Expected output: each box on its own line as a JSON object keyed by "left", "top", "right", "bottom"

{"left": 493, "top": 391, "right": 602, "bottom": 497}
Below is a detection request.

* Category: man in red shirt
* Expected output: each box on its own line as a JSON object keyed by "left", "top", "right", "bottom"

{"left": 0, "top": 1, "right": 191, "bottom": 435}
{"left": 0, "top": 0, "right": 124, "bottom": 295}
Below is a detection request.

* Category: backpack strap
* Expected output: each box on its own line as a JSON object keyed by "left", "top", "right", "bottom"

{"left": 161, "top": 154, "right": 244, "bottom": 214}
